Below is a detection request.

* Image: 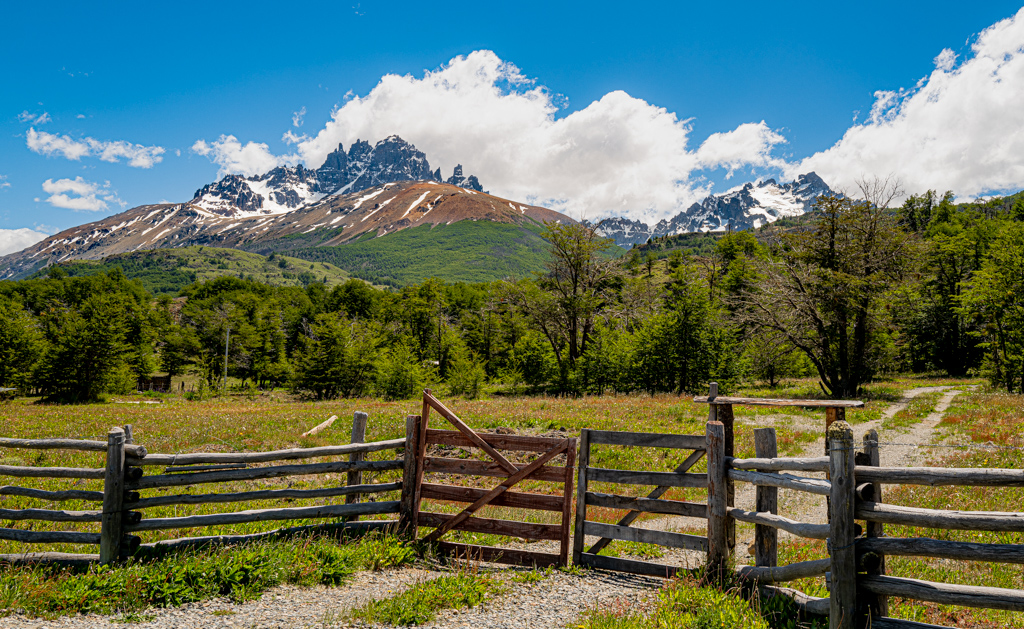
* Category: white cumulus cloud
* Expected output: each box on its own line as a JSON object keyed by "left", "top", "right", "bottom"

{"left": 790, "top": 7, "right": 1024, "bottom": 199}
{"left": 292, "top": 106, "right": 306, "bottom": 127}
{"left": 18, "top": 110, "right": 51, "bottom": 124}
{"left": 191, "top": 136, "right": 292, "bottom": 178}
{"left": 27, "top": 129, "right": 165, "bottom": 168}
{"left": 41, "top": 177, "right": 124, "bottom": 212}
{"left": 0, "top": 228, "right": 49, "bottom": 256}
{"left": 194, "top": 51, "right": 787, "bottom": 224}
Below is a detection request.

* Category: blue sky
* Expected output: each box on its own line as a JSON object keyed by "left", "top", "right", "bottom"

{"left": 3, "top": 1, "right": 1024, "bottom": 252}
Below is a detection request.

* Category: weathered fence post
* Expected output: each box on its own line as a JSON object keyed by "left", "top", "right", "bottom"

{"left": 399, "top": 415, "right": 420, "bottom": 536}
{"left": 828, "top": 420, "right": 857, "bottom": 629}
{"left": 572, "top": 429, "right": 591, "bottom": 566}
{"left": 706, "top": 420, "right": 728, "bottom": 585}
{"left": 100, "top": 427, "right": 126, "bottom": 564}
{"left": 707, "top": 383, "right": 735, "bottom": 553}
{"left": 754, "top": 427, "right": 778, "bottom": 569}
{"left": 825, "top": 407, "right": 845, "bottom": 457}
{"left": 345, "top": 411, "right": 369, "bottom": 521}
{"left": 861, "top": 428, "right": 887, "bottom": 619}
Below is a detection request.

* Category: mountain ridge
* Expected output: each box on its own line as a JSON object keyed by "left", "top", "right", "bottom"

{"left": 590, "top": 172, "right": 835, "bottom": 247}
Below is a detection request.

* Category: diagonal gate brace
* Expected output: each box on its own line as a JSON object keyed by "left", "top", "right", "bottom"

{"left": 424, "top": 439, "right": 568, "bottom": 543}
{"left": 587, "top": 448, "right": 706, "bottom": 555}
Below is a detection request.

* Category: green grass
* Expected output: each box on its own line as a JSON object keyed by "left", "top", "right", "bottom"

{"left": 0, "top": 534, "right": 413, "bottom": 619}
{"left": 880, "top": 390, "right": 944, "bottom": 431}
{"left": 36, "top": 246, "right": 352, "bottom": 295}
{"left": 576, "top": 575, "right": 770, "bottom": 629}
{"left": 345, "top": 571, "right": 505, "bottom": 626}
{"left": 289, "top": 220, "right": 554, "bottom": 286}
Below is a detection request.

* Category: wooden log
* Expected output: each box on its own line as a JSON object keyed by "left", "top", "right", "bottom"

{"left": 0, "top": 437, "right": 147, "bottom": 458}
{"left": 0, "top": 486, "right": 104, "bottom": 502}
{"left": 422, "top": 440, "right": 568, "bottom": 543}
{"left": 126, "top": 500, "right": 401, "bottom": 532}
{"left": 828, "top": 420, "right": 857, "bottom": 629}
{"left": 858, "top": 537, "right": 1024, "bottom": 564}
{"left": 411, "top": 410, "right": 429, "bottom": 541}
{"left": 586, "top": 492, "right": 707, "bottom": 519}
{"left": 858, "top": 574, "right": 1024, "bottom": 612}
{"left": 125, "top": 438, "right": 405, "bottom": 467}
{"left": 421, "top": 483, "right": 563, "bottom": 512}
{"left": 869, "top": 618, "right": 955, "bottom": 629}
{"left": 0, "top": 552, "right": 98, "bottom": 569}
{"left": 855, "top": 501, "right": 1024, "bottom": 532}
{"left": 129, "top": 459, "right": 403, "bottom": 489}
{"left": 585, "top": 468, "right": 707, "bottom": 488}
{"left": 166, "top": 464, "right": 247, "bottom": 473}
{"left": 759, "top": 585, "right": 830, "bottom": 616}
{"left": 422, "top": 457, "right": 565, "bottom": 482}
{"left": 586, "top": 448, "right": 706, "bottom": 555}
{"left": 126, "top": 482, "right": 402, "bottom": 509}
{"left": 736, "top": 558, "right": 830, "bottom": 583}
{"left": 707, "top": 420, "right": 728, "bottom": 585}
{"left": 572, "top": 429, "right": 591, "bottom": 567}
{"left": 418, "top": 512, "right": 562, "bottom": 541}
{"left": 345, "top": 411, "right": 368, "bottom": 522}
{"left": 0, "top": 507, "right": 103, "bottom": 522}
{"left": 582, "top": 521, "right": 708, "bottom": 552}
{"left": 577, "top": 552, "right": 692, "bottom": 578}
{"left": 559, "top": 438, "right": 576, "bottom": 567}
{"left": 727, "top": 469, "right": 831, "bottom": 495}
{"left": 754, "top": 427, "right": 778, "bottom": 569}
{"left": 728, "top": 456, "right": 829, "bottom": 472}
{"left": 434, "top": 541, "right": 561, "bottom": 568}
{"left": 425, "top": 429, "right": 569, "bottom": 453}
{"left": 399, "top": 415, "right": 419, "bottom": 535}
{"left": 0, "top": 465, "right": 105, "bottom": 479}
{"left": 0, "top": 528, "right": 102, "bottom": 544}
{"left": 728, "top": 508, "right": 828, "bottom": 540}
{"left": 422, "top": 390, "right": 517, "bottom": 475}
{"left": 854, "top": 466, "right": 1024, "bottom": 487}
{"left": 585, "top": 430, "right": 706, "bottom": 450}
{"left": 719, "top": 402, "right": 736, "bottom": 553}
{"left": 100, "top": 427, "right": 125, "bottom": 564}
{"left": 301, "top": 414, "right": 337, "bottom": 437}
{"left": 862, "top": 428, "right": 887, "bottom": 618}
{"left": 693, "top": 397, "right": 864, "bottom": 408}
{"left": 136, "top": 520, "right": 398, "bottom": 555}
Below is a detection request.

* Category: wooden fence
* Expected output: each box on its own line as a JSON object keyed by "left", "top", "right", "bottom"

{"left": 408, "top": 390, "right": 576, "bottom": 567}
{"left": 573, "top": 428, "right": 708, "bottom": 577}
{"left": 6, "top": 389, "right": 1024, "bottom": 629}
{"left": 1, "top": 414, "right": 406, "bottom": 565}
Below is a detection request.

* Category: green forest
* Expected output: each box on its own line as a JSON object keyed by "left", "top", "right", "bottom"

{"left": 1, "top": 188, "right": 1022, "bottom": 402}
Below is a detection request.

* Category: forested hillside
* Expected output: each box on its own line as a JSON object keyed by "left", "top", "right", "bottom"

{"left": 1, "top": 188, "right": 1021, "bottom": 402}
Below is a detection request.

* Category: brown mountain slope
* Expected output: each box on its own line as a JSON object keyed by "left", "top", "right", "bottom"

{"left": 0, "top": 182, "right": 572, "bottom": 280}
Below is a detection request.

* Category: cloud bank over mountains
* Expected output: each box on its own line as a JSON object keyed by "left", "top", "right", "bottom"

{"left": 192, "top": 8, "right": 1024, "bottom": 222}
{"left": 790, "top": 7, "right": 1024, "bottom": 199}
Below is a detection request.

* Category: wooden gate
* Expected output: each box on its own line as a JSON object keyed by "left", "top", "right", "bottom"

{"left": 409, "top": 390, "right": 576, "bottom": 567}
{"left": 573, "top": 428, "right": 709, "bottom": 577}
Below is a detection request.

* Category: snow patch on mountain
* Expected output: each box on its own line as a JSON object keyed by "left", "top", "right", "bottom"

{"left": 591, "top": 173, "right": 836, "bottom": 247}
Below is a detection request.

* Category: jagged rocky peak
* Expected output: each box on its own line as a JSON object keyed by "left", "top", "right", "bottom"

{"left": 445, "top": 164, "right": 483, "bottom": 192}
{"left": 190, "top": 135, "right": 486, "bottom": 218}
{"left": 591, "top": 172, "right": 837, "bottom": 248}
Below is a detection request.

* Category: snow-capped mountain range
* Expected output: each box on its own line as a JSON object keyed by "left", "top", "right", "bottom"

{"left": 591, "top": 173, "right": 835, "bottom": 247}
{"left": 191, "top": 135, "right": 484, "bottom": 218}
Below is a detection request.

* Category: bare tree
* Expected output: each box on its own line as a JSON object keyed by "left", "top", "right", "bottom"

{"left": 855, "top": 174, "right": 905, "bottom": 210}
{"left": 732, "top": 194, "right": 916, "bottom": 397}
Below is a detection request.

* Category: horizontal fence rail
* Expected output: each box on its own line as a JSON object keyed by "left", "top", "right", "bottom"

{"left": 1, "top": 414, "right": 407, "bottom": 566}
{"left": 574, "top": 427, "right": 709, "bottom": 578}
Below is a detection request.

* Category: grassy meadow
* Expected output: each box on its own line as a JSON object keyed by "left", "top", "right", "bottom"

{"left": 3, "top": 376, "right": 1024, "bottom": 628}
